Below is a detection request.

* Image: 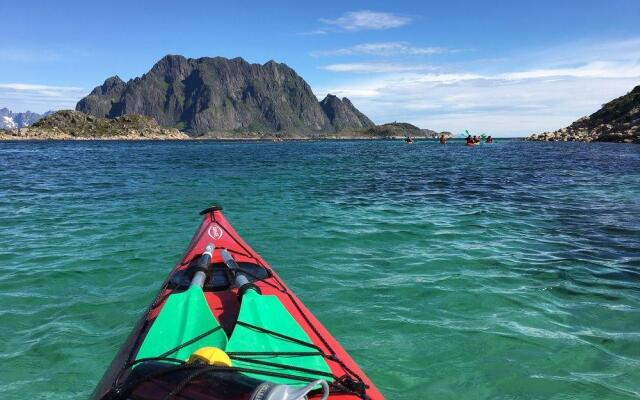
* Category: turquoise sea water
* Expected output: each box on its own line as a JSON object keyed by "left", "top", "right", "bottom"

{"left": 0, "top": 140, "right": 639, "bottom": 399}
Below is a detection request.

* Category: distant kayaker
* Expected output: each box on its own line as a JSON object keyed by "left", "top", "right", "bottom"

{"left": 466, "top": 134, "right": 473, "bottom": 145}
{"left": 486, "top": 135, "right": 494, "bottom": 143}
{"left": 439, "top": 134, "right": 447, "bottom": 144}
{"left": 473, "top": 135, "right": 480, "bottom": 144}
{"left": 405, "top": 136, "right": 413, "bottom": 143}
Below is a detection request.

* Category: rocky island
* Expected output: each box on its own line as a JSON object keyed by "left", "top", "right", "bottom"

{"left": 335, "top": 122, "right": 452, "bottom": 139}
{"left": 75, "top": 55, "right": 377, "bottom": 137}
{"left": 528, "top": 84, "right": 640, "bottom": 143}
{"left": 0, "top": 111, "right": 188, "bottom": 140}
{"left": 1, "top": 55, "right": 451, "bottom": 140}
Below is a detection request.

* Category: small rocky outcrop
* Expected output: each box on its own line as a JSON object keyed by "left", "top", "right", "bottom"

{"left": 528, "top": 85, "right": 640, "bottom": 143}
{"left": 366, "top": 122, "right": 422, "bottom": 137}
{"left": 0, "top": 110, "right": 188, "bottom": 140}
{"left": 345, "top": 122, "right": 451, "bottom": 138}
{"left": 76, "top": 55, "right": 374, "bottom": 136}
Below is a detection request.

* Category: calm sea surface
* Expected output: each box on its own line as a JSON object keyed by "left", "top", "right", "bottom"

{"left": 0, "top": 140, "right": 639, "bottom": 399}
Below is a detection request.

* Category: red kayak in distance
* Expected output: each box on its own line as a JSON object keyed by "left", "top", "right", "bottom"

{"left": 92, "top": 205, "right": 384, "bottom": 400}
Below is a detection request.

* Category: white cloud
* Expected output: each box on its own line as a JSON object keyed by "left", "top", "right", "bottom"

{"left": 0, "top": 83, "right": 84, "bottom": 92}
{"left": 0, "top": 49, "right": 60, "bottom": 63}
{"left": 302, "top": 29, "right": 329, "bottom": 36}
{"left": 518, "top": 38, "right": 640, "bottom": 70}
{"left": 321, "top": 63, "right": 438, "bottom": 73}
{"left": 317, "top": 10, "right": 411, "bottom": 32}
{"left": 322, "top": 60, "right": 640, "bottom": 80}
{"left": 0, "top": 83, "right": 87, "bottom": 113}
{"left": 317, "top": 75, "right": 640, "bottom": 137}
{"left": 318, "top": 75, "right": 640, "bottom": 136}
{"left": 311, "top": 42, "right": 447, "bottom": 57}
{"left": 315, "top": 39, "right": 640, "bottom": 136}
{"left": 498, "top": 61, "right": 640, "bottom": 80}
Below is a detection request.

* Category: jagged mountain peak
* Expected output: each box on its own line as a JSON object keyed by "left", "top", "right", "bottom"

{"left": 320, "top": 94, "right": 375, "bottom": 131}
{"left": 90, "top": 76, "right": 126, "bottom": 96}
{"left": 76, "top": 55, "right": 373, "bottom": 136}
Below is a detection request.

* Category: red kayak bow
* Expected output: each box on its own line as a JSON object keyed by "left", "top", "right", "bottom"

{"left": 91, "top": 205, "right": 384, "bottom": 400}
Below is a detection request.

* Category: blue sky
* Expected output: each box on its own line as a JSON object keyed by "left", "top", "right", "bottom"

{"left": 2, "top": 0, "right": 640, "bottom": 136}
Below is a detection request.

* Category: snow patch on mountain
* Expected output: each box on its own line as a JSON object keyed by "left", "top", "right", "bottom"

{"left": 0, "top": 108, "right": 54, "bottom": 129}
{"left": 2, "top": 115, "right": 16, "bottom": 129}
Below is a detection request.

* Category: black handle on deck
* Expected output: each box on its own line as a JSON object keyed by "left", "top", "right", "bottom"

{"left": 220, "top": 249, "right": 261, "bottom": 296}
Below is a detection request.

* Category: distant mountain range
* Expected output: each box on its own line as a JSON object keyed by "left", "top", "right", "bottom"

{"left": 0, "top": 108, "right": 54, "bottom": 129}
{"left": 529, "top": 84, "right": 640, "bottom": 143}
{"left": 76, "top": 55, "right": 375, "bottom": 137}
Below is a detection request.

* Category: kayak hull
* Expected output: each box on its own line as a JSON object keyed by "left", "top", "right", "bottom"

{"left": 91, "top": 207, "right": 384, "bottom": 400}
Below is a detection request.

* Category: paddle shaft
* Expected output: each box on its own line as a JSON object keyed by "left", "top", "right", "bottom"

{"left": 192, "top": 244, "right": 214, "bottom": 288}
{"left": 220, "top": 248, "right": 260, "bottom": 295}
{"left": 135, "top": 242, "right": 228, "bottom": 361}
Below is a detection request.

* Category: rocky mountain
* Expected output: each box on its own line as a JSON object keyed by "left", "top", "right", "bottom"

{"left": 76, "top": 55, "right": 374, "bottom": 136}
{"left": 319, "top": 95, "right": 374, "bottom": 131}
{"left": 0, "top": 110, "right": 188, "bottom": 140}
{"left": 76, "top": 76, "right": 127, "bottom": 119}
{"left": 528, "top": 85, "right": 640, "bottom": 143}
{"left": 0, "top": 108, "right": 53, "bottom": 129}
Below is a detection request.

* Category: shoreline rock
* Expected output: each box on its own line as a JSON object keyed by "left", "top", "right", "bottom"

{"left": 0, "top": 131, "right": 189, "bottom": 140}
{"left": 1, "top": 111, "right": 451, "bottom": 141}
{"left": 0, "top": 131, "right": 445, "bottom": 141}
{"left": 527, "top": 85, "right": 640, "bottom": 144}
